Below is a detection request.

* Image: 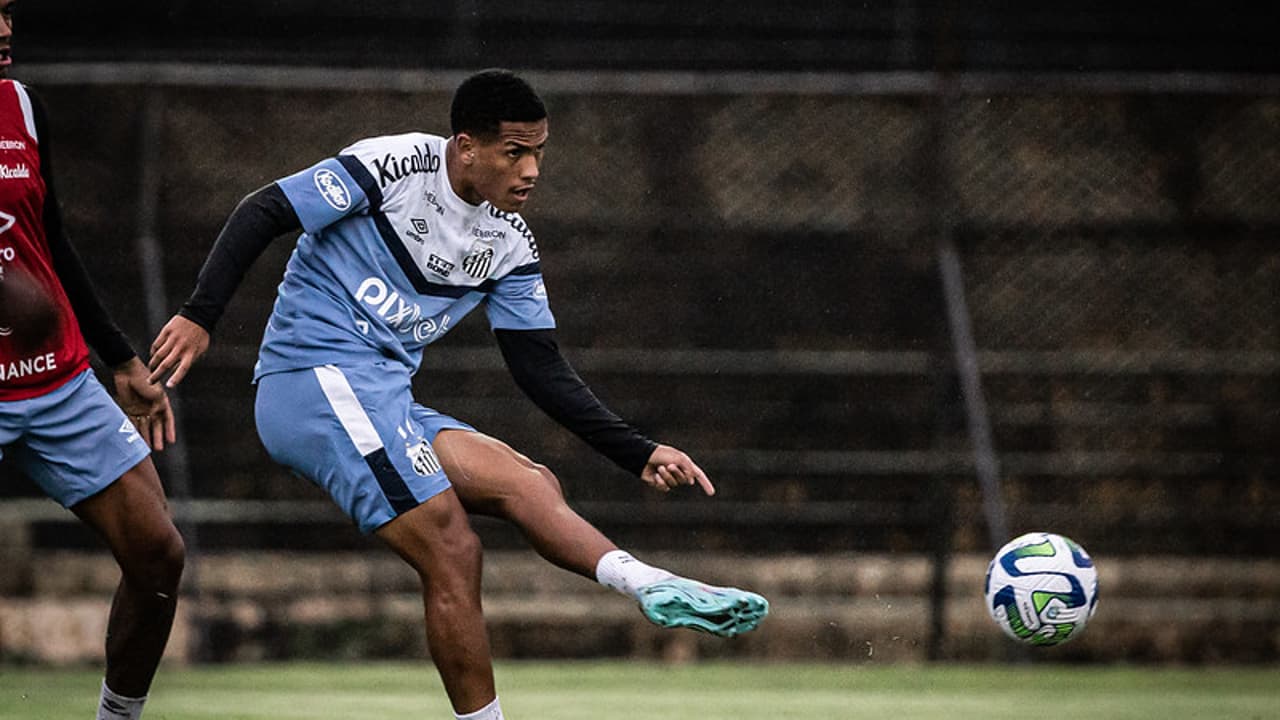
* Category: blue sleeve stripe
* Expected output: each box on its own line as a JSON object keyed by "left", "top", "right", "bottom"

{"left": 338, "top": 154, "right": 383, "bottom": 211}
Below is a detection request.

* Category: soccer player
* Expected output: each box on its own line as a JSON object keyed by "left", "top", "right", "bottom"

{"left": 148, "top": 69, "right": 768, "bottom": 719}
{"left": 0, "top": 2, "right": 185, "bottom": 719}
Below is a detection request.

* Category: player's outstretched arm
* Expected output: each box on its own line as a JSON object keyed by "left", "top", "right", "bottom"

{"left": 495, "top": 328, "right": 714, "bottom": 495}
{"left": 148, "top": 316, "right": 210, "bottom": 388}
{"left": 642, "top": 444, "right": 716, "bottom": 496}
{"left": 114, "top": 356, "right": 177, "bottom": 451}
{"left": 148, "top": 183, "right": 302, "bottom": 388}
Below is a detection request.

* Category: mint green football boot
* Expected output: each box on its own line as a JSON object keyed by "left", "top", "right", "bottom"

{"left": 637, "top": 578, "right": 770, "bottom": 637}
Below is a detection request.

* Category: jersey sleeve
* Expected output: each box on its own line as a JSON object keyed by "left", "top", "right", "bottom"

{"left": 275, "top": 155, "right": 374, "bottom": 235}
{"left": 486, "top": 264, "right": 556, "bottom": 331}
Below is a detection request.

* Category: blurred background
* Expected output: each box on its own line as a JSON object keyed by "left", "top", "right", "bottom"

{"left": 1, "top": 1, "right": 1277, "bottom": 667}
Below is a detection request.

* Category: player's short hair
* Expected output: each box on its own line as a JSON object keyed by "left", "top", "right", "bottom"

{"left": 450, "top": 69, "right": 546, "bottom": 138}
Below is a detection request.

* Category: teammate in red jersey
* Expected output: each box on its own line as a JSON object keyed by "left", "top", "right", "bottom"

{"left": 0, "top": 3, "right": 185, "bottom": 719}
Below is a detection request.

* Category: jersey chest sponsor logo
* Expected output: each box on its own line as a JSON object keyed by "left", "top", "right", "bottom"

{"left": 313, "top": 168, "right": 352, "bottom": 211}
{"left": 373, "top": 143, "right": 440, "bottom": 187}
{"left": 0, "top": 163, "right": 31, "bottom": 180}
{"left": 0, "top": 138, "right": 26, "bottom": 151}
{"left": 426, "top": 253, "right": 454, "bottom": 277}
{"left": 0, "top": 351, "right": 57, "bottom": 380}
{"left": 353, "top": 277, "right": 452, "bottom": 343}
{"left": 0, "top": 241, "right": 14, "bottom": 280}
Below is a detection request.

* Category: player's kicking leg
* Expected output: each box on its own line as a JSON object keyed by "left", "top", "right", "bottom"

{"left": 432, "top": 429, "right": 769, "bottom": 638}
{"left": 71, "top": 458, "right": 185, "bottom": 720}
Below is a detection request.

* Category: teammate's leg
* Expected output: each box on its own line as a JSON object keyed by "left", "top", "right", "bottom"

{"left": 432, "top": 429, "right": 768, "bottom": 637}
{"left": 375, "top": 488, "right": 500, "bottom": 716}
{"left": 71, "top": 458, "right": 185, "bottom": 717}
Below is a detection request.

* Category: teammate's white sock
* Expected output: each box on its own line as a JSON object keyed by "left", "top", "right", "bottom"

{"left": 595, "top": 550, "right": 676, "bottom": 599}
{"left": 96, "top": 681, "right": 147, "bottom": 720}
{"left": 455, "top": 696, "right": 504, "bottom": 720}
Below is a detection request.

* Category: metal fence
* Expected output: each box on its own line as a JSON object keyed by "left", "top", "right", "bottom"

{"left": 1, "top": 66, "right": 1275, "bottom": 550}
{"left": 1, "top": 66, "right": 1278, "bottom": 662}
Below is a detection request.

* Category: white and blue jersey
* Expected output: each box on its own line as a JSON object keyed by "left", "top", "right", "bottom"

{"left": 257, "top": 132, "right": 555, "bottom": 380}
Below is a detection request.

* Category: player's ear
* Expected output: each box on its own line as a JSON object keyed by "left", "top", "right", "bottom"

{"left": 456, "top": 133, "right": 477, "bottom": 164}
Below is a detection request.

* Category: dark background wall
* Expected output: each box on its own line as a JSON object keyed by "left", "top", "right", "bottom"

{"left": 17, "top": 1, "right": 1280, "bottom": 73}
{"left": 1, "top": 2, "right": 1277, "bottom": 664}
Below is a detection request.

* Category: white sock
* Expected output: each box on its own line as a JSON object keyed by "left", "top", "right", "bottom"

{"left": 594, "top": 550, "right": 676, "bottom": 599}
{"left": 455, "top": 696, "right": 504, "bottom": 720}
{"left": 97, "top": 681, "right": 147, "bottom": 720}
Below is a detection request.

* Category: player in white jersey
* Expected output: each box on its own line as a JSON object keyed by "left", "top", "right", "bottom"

{"left": 149, "top": 70, "right": 767, "bottom": 719}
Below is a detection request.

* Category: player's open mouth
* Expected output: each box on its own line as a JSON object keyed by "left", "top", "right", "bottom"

{"left": 512, "top": 187, "right": 533, "bottom": 201}
{"left": 0, "top": 48, "right": 11, "bottom": 67}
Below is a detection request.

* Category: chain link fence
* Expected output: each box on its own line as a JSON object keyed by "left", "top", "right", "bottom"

{"left": 1, "top": 69, "right": 1277, "bottom": 663}
{"left": 0, "top": 71, "right": 1273, "bottom": 556}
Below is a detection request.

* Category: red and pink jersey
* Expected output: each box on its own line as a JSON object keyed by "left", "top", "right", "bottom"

{"left": 0, "top": 79, "right": 90, "bottom": 401}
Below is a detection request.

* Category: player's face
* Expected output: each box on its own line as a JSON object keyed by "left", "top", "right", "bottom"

{"left": 0, "top": 0, "right": 15, "bottom": 78}
{"left": 462, "top": 119, "right": 548, "bottom": 213}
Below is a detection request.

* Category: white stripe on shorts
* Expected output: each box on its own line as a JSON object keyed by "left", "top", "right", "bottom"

{"left": 313, "top": 365, "right": 383, "bottom": 456}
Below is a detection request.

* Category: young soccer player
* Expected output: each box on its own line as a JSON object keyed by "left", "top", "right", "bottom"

{"left": 0, "top": 2, "right": 185, "bottom": 719}
{"left": 149, "top": 69, "right": 767, "bottom": 719}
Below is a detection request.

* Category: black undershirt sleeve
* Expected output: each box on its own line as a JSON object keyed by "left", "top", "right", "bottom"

{"left": 30, "top": 87, "right": 136, "bottom": 367}
{"left": 178, "top": 183, "right": 300, "bottom": 332}
{"left": 495, "top": 328, "right": 657, "bottom": 476}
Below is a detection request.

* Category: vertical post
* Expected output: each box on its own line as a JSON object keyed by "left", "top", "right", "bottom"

{"left": 936, "top": 237, "right": 1010, "bottom": 550}
{"left": 133, "top": 86, "right": 205, "bottom": 661}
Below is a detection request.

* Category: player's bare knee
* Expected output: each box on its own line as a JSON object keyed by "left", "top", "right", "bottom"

{"left": 532, "top": 463, "right": 564, "bottom": 498}
{"left": 121, "top": 524, "right": 186, "bottom": 594}
{"left": 493, "top": 463, "right": 565, "bottom": 521}
{"left": 417, "top": 528, "right": 482, "bottom": 603}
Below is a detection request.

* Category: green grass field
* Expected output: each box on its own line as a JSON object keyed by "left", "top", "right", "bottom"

{"left": 2, "top": 661, "right": 1277, "bottom": 719}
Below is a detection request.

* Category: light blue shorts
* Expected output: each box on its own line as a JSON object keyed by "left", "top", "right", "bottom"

{"left": 254, "top": 361, "right": 473, "bottom": 534}
{"left": 0, "top": 369, "right": 151, "bottom": 507}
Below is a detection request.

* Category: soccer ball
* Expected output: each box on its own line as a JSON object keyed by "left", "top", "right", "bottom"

{"left": 984, "top": 531, "right": 1098, "bottom": 646}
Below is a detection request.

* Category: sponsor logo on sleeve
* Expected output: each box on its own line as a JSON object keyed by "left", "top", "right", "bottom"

{"left": 313, "top": 168, "right": 352, "bottom": 211}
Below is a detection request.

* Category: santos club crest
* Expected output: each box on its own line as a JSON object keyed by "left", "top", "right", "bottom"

{"left": 462, "top": 242, "right": 494, "bottom": 279}
{"left": 406, "top": 439, "right": 442, "bottom": 476}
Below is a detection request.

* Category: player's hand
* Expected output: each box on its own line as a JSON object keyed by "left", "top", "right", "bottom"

{"left": 148, "top": 315, "right": 211, "bottom": 388}
{"left": 113, "top": 357, "right": 177, "bottom": 451}
{"left": 641, "top": 444, "right": 715, "bottom": 496}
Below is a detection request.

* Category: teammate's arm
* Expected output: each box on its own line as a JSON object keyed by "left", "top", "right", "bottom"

{"left": 28, "top": 87, "right": 176, "bottom": 449}
{"left": 147, "top": 183, "right": 300, "bottom": 387}
{"left": 494, "top": 328, "right": 714, "bottom": 495}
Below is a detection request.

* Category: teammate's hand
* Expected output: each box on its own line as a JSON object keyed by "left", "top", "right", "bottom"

{"left": 114, "top": 357, "right": 177, "bottom": 451}
{"left": 641, "top": 444, "right": 715, "bottom": 496}
{"left": 148, "top": 315, "right": 211, "bottom": 388}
